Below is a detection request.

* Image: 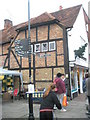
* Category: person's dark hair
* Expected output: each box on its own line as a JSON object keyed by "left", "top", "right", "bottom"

{"left": 85, "top": 73, "right": 88, "bottom": 78}
{"left": 57, "top": 73, "right": 64, "bottom": 78}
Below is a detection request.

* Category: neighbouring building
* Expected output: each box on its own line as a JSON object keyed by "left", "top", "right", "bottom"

{"left": 88, "top": 1, "right": 90, "bottom": 73}
{"left": 88, "top": 21, "right": 90, "bottom": 73}
{"left": 0, "top": 5, "right": 90, "bottom": 98}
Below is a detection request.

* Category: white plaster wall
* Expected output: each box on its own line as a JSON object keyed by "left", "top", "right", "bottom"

{"left": 79, "top": 69, "right": 83, "bottom": 93}
{"left": 68, "top": 7, "right": 88, "bottom": 67}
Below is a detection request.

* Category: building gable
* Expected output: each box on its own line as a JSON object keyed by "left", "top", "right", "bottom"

{"left": 68, "top": 7, "right": 88, "bottom": 67}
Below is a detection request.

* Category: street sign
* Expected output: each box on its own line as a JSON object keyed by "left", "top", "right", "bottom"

{"left": 27, "top": 84, "right": 34, "bottom": 93}
{"left": 15, "top": 39, "right": 29, "bottom": 57}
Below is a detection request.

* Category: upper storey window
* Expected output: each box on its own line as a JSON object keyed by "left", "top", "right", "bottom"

{"left": 49, "top": 41, "right": 55, "bottom": 51}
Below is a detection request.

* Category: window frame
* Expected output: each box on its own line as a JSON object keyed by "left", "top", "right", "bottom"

{"left": 42, "top": 42, "right": 48, "bottom": 52}
{"left": 31, "top": 45, "right": 33, "bottom": 53}
{"left": 49, "top": 41, "right": 55, "bottom": 51}
{"left": 34, "top": 43, "right": 40, "bottom": 53}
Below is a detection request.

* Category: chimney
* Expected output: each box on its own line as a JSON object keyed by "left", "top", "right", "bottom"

{"left": 59, "top": 6, "right": 63, "bottom": 10}
{"left": 4, "top": 19, "right": 13, "bottom": 29}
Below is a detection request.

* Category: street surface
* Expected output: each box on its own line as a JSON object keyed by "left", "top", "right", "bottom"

{"left": 0, "top": 93, "right": 90, "bottom": 119}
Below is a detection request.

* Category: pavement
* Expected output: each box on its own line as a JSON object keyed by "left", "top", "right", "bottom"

{"left": 0, "top": 93, "right": 90, "bottom": 119}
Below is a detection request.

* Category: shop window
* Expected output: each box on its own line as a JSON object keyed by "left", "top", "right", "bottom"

{"left": 71, "top": 70, "right": 76, "bottom": 89}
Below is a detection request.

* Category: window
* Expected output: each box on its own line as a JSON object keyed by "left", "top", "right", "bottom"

{"left": 31, "top": 45, "right": 33, "bottom": 53}
{"left": 42, "top": 42, "right": 48, "bottom": 52}
{"left": 86, "top": 24, "right": 88, "bottom": 32}
{"left": 35, "top": 43, "right": 40, "bottom": 53}
{"left": 49, "top": 41, "right": 55, "bottom": 51}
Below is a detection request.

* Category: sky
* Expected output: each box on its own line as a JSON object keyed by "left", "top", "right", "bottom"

{"left": 0, "top": 0, "right": 90, "bottom": 30}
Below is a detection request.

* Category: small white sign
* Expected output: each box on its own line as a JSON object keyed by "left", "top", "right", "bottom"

{"left": 66, "top": 74, "right": 68, "bottom": 78}
{"left": 28, "top": 84, "right": 34, "bottom": 93}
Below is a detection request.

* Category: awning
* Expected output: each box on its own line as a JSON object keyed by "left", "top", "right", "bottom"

{"left": 0, "top": 68, "right": 23, "bottom": 90}
{"left": 0, "top": 67, "right": 21, "bottom": 75}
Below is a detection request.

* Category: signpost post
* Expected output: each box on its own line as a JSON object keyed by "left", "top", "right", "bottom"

{"left": 28, "top": 0, "right": 34, "bottom": 119}
{"left": 15, "top": 0, "right": 34, "bottom": 119}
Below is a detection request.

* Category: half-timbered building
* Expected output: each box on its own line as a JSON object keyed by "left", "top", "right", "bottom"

{"left": 0, "top": 5, "right": 89, "bottom": 97}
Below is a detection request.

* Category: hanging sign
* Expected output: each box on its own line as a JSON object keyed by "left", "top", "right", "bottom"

{"left": 15, "top": 39, "right": 29, "bottom": 57}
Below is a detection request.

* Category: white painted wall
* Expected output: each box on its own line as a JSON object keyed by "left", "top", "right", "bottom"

{"left": 79, "top": 69, "right": 83, "bottom": 93}
{"left": 68, "top": 7, "right": 88, "bottom": 67}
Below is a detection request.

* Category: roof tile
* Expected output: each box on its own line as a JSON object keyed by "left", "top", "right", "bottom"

{"left": 51, "top": 4, "right": 82, "bottom": 28}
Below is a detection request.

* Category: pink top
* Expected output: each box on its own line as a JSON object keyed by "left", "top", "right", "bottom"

{"left": 54, "top": 77, "right": 66, "bottom": 94}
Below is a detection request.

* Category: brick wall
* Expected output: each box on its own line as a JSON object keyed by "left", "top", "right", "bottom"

{"left": 50, "top": 24, "right": 63, "bottom": 39}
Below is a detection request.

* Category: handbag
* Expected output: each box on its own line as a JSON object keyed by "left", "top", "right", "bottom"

{"left": 62, "top": 94, "right": 67, "bottom": 107}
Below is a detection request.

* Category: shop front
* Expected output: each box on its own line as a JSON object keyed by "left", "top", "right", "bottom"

{"left": 70, "top": 64, "right": 88, "bottom": 98}
{"left": 0, "top": 68, "right": 23, "bottom": 101}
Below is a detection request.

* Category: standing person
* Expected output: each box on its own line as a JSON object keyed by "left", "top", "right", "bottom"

{"left": 62, "top": 75, "right": 69, "bottom": 104}
{"left": 62, "top": 75, "right": 68, "bottom": 96}
{"left": 40, "top": 83, "right": 62, "bottom": 120}
{"left": 83, "top": 74, "right": 88, "bottom": 93}
{"left": 54, "top": 72, "right": 67, "bottom": 111}
{"left": 86, "top": 73, "right": 90, "bottom": 114}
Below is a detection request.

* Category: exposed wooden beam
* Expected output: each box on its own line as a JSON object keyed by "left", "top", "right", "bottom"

{"left": 11, "top": 49, "right": 21, "bottom": 68}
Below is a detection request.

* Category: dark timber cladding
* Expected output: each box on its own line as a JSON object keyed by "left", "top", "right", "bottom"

{"left": 63, "top": 26, "right": 71, "bottom": 96}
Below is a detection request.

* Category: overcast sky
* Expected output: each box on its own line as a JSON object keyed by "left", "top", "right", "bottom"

{"left": 0, "top": 0, "right": 90, "bottom": 30}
